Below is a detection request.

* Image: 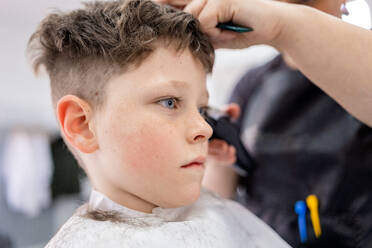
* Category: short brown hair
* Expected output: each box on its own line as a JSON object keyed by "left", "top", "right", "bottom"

{"left": 28, "top": 0, "right": 214, "bottom": 109}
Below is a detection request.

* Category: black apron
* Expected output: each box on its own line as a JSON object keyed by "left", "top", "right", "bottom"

{"left": 229, "top": 55, "right": 372, "bottom": 248}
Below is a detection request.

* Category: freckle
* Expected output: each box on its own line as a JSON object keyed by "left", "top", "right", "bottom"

{"left": 95, "top": 92, "right": 99, "bottom": 96}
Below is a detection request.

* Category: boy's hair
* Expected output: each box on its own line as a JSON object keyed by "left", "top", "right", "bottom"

{"left": 27, "top": 0, "right": 214, "bottom": 109}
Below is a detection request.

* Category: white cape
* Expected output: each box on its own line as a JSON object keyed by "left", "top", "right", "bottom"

{"left": 46, "top": 189, "right": 291, "bottom": 248}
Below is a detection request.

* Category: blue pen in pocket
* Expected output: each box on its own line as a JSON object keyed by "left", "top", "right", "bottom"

{"left": 295, "top": 201, "right": 308, "bottom": 243}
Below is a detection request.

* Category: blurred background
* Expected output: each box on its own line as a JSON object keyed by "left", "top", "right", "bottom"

{"left": 0, "top": 0, "right": 370, "bottom": 247}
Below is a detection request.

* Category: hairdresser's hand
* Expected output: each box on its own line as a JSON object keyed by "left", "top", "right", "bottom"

{"left": 157, "top": 0, "right": 284, "bottom": 48}
{"left": 207, "top": 103, "right": 240, "bottom": 167}
{"left": 156, "top": 0, "right": 190, "bottom": 9}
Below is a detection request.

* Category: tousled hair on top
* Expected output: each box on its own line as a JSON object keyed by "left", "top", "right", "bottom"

{"left": 27, "top": 0, "right": 215, "bottom": 109}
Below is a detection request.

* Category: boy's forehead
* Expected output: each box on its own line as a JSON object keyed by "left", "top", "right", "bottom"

{"left": 106, "top": 67, "right": 208, "bottom": 105}
{"left": 103, "top": 45, "right": 209, "bottom": 104}
{"left": 117, "top": 47, "right": 207, "bottom": 84}
{"left": 149, "top": 79, "right": 209, "bottom": 98}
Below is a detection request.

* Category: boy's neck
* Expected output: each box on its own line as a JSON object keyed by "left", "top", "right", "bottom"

{"left": 94, "top": 185, "right": 157, "bottom": 213}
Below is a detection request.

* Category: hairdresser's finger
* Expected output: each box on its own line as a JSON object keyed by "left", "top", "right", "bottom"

{"left": 208, "top": 147, "right": 236, "bottom": 165}
{"left": 212, "top": 145, "right": 235, "bottom": 157}
{"left": 222, "top": 103, "right": 241, "bottom": 121}
{"left": 209, "top": 144, "right": 236, "bottom": 163}
{"left": 208, "top": 147, "right": 228, "bottom": 156}
{"left": 209, "top": 147, "right": 230, "bottom": 156}
{"left": 184, "top": 0, "right": 207, "bottom": 18}
{"left": 198, "top": 0, "right": 257, "bottom": 44}
{"left": 208, "top": 146, "right": 228, "bottom": 156}
{"left": 196, "top": 0, "right": 233, "bottom": 38}
{"left": 209, "top": 139, "right": 229, "bottom": 152}
{"left": 210, "top": 30, "right": 240, "bottom": 48}
{"left": 228, "top": 145, "right": 236, "bottom": 155}
{"left": 208, "top": 28, "right": 260, "bottom": 49}
{"left": 210, "top": 145, "right": 234, "bottom": 156}
{"left": 208, "top": 149, "right": 234, "bottom": 161}
{"left": 209, "top": 138, "right": 226, "bottom": 147}
{"left": 208, "top": 149, "right": 224, "bottom": 157}
{"left": 155, "top": 0, "right": 189, "bottom": 5}
{"left": 198, "top": 0, "right": 257, "bottom": 45}
{"left": 155, "top": 0, "right": 190, "bottom": 9}
{"left": 226, "top": 146, "right": 237, "bottom": 164}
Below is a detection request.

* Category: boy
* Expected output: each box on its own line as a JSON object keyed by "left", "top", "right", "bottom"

{"left": 28, "top": 0, "right": 291, "bottom": 247}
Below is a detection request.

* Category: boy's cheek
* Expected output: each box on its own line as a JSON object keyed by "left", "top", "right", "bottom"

{"left": 119, "top": 124, "right": 181, "bottom": 171}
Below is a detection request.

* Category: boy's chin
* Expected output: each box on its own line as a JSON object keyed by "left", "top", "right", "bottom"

{"left": 160, "top": 185, "right": 202, "bottom": 209}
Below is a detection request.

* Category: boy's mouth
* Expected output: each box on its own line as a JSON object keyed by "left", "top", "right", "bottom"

{"left": 181, "top": 156, "right": 206, "bottom": 168}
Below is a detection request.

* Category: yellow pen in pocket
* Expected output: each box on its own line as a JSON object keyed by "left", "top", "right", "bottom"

{"left": 306, "top": 194, "right": 322, "bottom": 238}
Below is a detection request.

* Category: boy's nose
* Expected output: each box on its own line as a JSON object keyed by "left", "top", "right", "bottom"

{"left": 186, "top": 111, "right": 213, "bottom": 144}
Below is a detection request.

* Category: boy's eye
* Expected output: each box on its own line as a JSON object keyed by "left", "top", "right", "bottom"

{"left": 158, "top": 98, "right": 178, "bottom": 109}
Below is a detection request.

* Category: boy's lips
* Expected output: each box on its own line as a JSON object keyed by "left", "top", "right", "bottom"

{"left": 181, "top": 156, "right": 206, "bottom": 168}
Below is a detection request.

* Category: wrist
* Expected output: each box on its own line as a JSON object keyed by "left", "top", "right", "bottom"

{"left": 269, "top": 4, "right": 314, "bottom": 51}
{"left": 266, "top": 1, "right": 294, "bottom": 49}
{"left": 242, "top": 0, "right": 289, "bottom": 48}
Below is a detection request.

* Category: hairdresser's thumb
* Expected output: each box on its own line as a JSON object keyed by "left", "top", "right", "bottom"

{"left": 184, "top": 0, "right": 207, "bottom": 17}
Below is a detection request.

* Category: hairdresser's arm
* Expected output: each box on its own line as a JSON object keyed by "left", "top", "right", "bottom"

{"left": 159, "top": 0, "right": 372, "bottom": 126}
{"left": 268, "top": 4, "right": 372, "bottom": 127}
{"left": 201, "top": 0, "right": 372, "bottom": 126}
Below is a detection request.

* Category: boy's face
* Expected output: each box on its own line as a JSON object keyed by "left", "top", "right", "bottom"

{"left": 90, "top": 46, "right": 212, "bottom": 211}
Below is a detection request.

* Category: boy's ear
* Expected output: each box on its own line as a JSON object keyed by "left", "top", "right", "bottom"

{"left": 57, "top": 95, "right": 99, "bottom": 153}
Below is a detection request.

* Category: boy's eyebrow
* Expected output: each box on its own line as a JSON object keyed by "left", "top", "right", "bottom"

{"left": 155, "top": 80, "right": 209, "bottom": 99}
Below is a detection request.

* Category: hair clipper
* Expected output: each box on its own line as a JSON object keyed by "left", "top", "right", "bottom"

{"left": 203, "top": 107, "right": 255, "bottom": 176}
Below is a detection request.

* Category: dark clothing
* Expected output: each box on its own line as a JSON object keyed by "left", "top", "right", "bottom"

{"left": 229, "top": 55, "right": 372, "bottom": 248}
{"left": 50, "top": 137, "right": 84, "bottom": 199}
{"left": 0, "top": 233, "right": 12, "bottom": 248}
